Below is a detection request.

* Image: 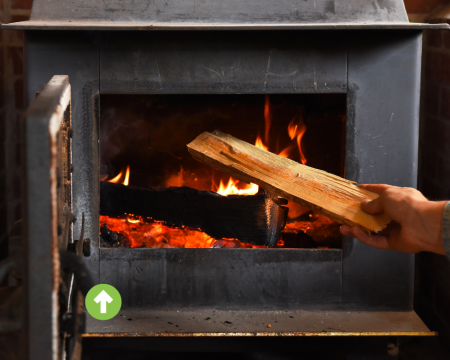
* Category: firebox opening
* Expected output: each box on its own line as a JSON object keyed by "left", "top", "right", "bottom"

{"left": 99, "top": 94, "right": 346, "bottom": 250}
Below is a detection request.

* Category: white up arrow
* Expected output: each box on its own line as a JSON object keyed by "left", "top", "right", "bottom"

{"left": 94, "top": 290, "right": 113, "bottom": 313}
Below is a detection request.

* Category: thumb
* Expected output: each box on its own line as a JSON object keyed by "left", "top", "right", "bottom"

{"left": 361, "top": 196, "right": 384, "bottom": 215}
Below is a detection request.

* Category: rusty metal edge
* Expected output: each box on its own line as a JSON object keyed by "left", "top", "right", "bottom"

{"left": 2, "top": 21, "right": 450, "bottom": 30}
{"left": 23, "top": 75, "right": 71, "bottom": 360}
{"left": 82, "top": 331, "right": 437, "bottom": 337}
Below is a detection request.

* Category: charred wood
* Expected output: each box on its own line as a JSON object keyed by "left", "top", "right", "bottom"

{"left": 100, "top": 182, "right": 288, "bottom": 247}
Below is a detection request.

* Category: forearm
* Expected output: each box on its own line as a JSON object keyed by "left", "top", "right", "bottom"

{"left": 414, "top": 201, "right": 450, "bottom": 255}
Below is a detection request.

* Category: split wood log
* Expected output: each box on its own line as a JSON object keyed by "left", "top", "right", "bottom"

{"left": 100, "top": 181, "right": 288, "bottom": 247}
{"left": 187, "top": 130, "right": 391, "bottom": 233}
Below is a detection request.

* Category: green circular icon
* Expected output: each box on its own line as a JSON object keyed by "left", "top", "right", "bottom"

{"left": 85, "top": 284, "right": 122, "bottom": 320}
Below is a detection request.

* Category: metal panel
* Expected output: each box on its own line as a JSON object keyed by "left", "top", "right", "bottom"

{"left": 27, "top": 0, "right": 409, "bottom": 24}
{"left": 100, "top": 31, "right": 347, "bottom": 94}
{"left": 22, "top": 29, "right": 423, "bottom": 314}
{"left": 85, "top": 308, "right": 432, "bottom": 336}
{"left": 99, "top": 248, "right": 342, "bottom": 309}
{"left": 22, "top": 76, "right": 71, "bottom": 360}
{"left": 3, "top": 21, "right": 450, "bottom": 31}
{"left": 24, "top": 32, "right": 101, "bottom": 284}
{"left": 342, "top": 31, "right": 422, "bottom": 310}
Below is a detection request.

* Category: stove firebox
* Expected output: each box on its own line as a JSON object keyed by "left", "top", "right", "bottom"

{"left": 98, "top": 93, "right": 346, "bottom": 250}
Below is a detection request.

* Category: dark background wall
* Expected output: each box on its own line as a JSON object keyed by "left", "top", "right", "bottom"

{"left": 0, "top": 0, "right": 450, "bottom": 351}
{"left": 0, "top": 0, "right": 32, "bottom": 280}
{"left": 414, "top": 2, "right": 450, "bottom": 349}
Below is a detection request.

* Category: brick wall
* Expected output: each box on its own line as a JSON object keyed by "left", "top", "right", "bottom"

{"left": 405, "top": 0, "right": 450, "bottom": 22}
{"left": 0, "top": 0, "right": 32, "bottom": 264}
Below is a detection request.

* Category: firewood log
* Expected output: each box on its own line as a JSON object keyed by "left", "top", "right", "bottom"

{"left": 187, "top": 130, "right": 391, "bottom": 233}
{"left": 100, "top": 181, "right": 288, "bottom": 247}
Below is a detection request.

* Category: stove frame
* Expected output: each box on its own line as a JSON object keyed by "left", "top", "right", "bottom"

{"left": 23, "top": 29, "right": 422, "bottom": 312}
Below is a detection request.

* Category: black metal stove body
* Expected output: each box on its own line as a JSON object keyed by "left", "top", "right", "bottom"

{"left": 21, "top": 29, "right": 424, "bottom": 312}
{"left": 3, "top": 0, "right": 449, "bottom": 350}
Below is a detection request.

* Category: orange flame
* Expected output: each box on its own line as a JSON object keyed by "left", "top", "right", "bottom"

{"left": 124, "top": 165, "right": 130, "bottom": 186}
{"left": 255, "top": 134, "right": 268, "bottom": 151}
{"left": 107, "top": 165, "right": 130, "bottom": 186}
{"left": 215, "top": 132, "right": 271, "bottom": 196}
{"left": 216, "top": 178, "right": 259, "bottom": 196}
{"left": 288, "top": 121, "right": 298, "bottom": 140}
{"left": 278, "top": 144, "right": 295, "bottom": 158}
{"left": 108, "top": 171, "right": 123, "bottom": 184}
{"left": 288, "top": 117, "right": 307, "bottom": 165}
{"left": 296, "top": 128, "right": 307, "bottom": 165}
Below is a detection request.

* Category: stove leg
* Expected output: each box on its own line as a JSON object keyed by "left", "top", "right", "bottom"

{"left": 346, "top": 337, "right": 396, "bottom": 360}
{"left": 387, "top": 337, "right": 399, "bottom": 360}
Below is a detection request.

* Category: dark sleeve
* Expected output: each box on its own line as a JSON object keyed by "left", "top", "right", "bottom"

{"left": 443, "top": 202, "right": 450, "bottom": 260}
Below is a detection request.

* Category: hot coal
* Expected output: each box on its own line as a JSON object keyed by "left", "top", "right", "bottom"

{"left": 100, "top": 223, "right": 131, "bottom": 248}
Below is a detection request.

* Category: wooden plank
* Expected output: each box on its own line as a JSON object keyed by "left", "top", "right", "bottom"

{"left": 187, "top": 130, "right": 391, "bottom": 233}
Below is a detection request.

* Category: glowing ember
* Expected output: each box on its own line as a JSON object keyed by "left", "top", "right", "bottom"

{"left": 100, "top": 215, "right": 271, "bottom": 249}
{"left": 100, "top": 213, "right": 340, "bottom": 249}
{"left": 127, "top": 218, "right": 140, "bottom": 224}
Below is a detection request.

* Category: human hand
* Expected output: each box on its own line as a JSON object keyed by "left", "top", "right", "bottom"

{"left": 340, "top": 184, "right": 447, "bottom": 255}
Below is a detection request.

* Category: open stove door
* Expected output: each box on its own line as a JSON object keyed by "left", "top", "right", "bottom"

{"left": 21, "top": 75, "right": 93, "bottom": 360}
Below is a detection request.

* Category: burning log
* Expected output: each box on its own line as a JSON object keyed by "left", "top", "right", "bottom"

{"left": 100, "top": 181, "right": 288, "bottom": 247}
{"left": 187, "top": 130, "right": 391, "bottom": 234}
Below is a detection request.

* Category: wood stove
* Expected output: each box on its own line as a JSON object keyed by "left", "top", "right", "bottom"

{"left": 3, "top": 0, "right": 449, "bottom": 358}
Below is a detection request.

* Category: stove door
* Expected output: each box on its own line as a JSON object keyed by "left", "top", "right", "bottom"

{"left": 21, "top": 75, "right": 92, "bottom": 360}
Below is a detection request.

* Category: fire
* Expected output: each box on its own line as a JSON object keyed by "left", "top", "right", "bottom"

{"left": 214, "top": 95, "right": 308, "bottom": 195}
{"left": 288, "top": 116, "right": 307, "bottom": 165}
{"left": 278, "top": 144, "right": 295, "bottom": 158}
{"left": 124, "top": 166, "right": 130, "bottom": 186}
{"left": 288, "top": 121, "right": 298, "bottom": 140}
{"left": 216, "top": 178, "right": 259, "bottom": 196}
{"left": 100, "top": 215, "right": 271, "bottom": 249}
{"left": 216, "top": 132, "right": 267, "bottom": 196}
{"left": 255, "top": 135, "right": 268, "bottom": 151}
{"left": 100, "top": 95, "right": 320, "bottom": 250}
{"left": 100, "top": 212, "right": 341, "bottom": 249}
{"left": 107, "top": 165, "right": 130, "bottom": 186}
{"left": 216, "top": 134, "right": 267, "bottom": 195}
{"left": 108, "top": 171, "right": 122, "bottom": 184}
{"left": 127, "top": 217, "right": 140, "bottom": 224}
